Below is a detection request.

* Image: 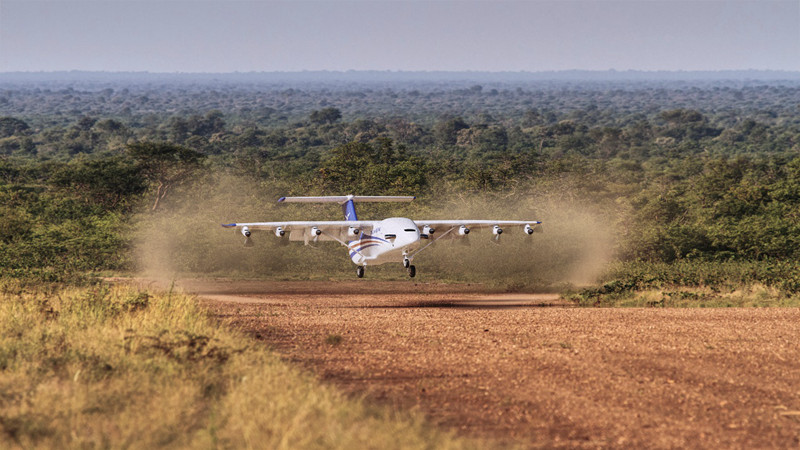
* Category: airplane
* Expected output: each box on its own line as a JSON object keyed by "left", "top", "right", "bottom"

{"left": 222, "top": 195, "right": 542, "bottom": 278}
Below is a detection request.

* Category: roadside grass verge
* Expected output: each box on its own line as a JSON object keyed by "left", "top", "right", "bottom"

{"left": 0, "top": 280, "right": 477, "bottom": 449}
{"left": 567, "top": 260, "right": 800, "bottom": 307}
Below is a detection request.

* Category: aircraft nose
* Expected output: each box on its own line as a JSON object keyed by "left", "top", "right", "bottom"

{"left": 401, "top": 226, "right": 420, "bottom": 244}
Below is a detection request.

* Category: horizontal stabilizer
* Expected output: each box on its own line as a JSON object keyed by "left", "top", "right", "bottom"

{"left": 278, "top": 195, "right": 415, "bottom": 204}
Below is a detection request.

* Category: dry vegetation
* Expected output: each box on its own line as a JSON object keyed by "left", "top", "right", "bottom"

{"left": 0, "top": 281, "right": 479, "bottom": 449}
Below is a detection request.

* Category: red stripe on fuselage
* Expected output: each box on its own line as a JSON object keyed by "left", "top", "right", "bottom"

{"left": 348, "top": 238, "right": 385, "bottom": 249}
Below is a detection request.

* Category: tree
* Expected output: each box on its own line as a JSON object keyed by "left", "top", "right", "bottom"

{"left": 169, "top": 117, "right": 190, "bottom": 142}
{"left": 317, "top": 140, "right": 425, "bottom": 194}
{"left": 126, "top": 142, "right": 205, "bottom": 211}
{"left": 95, "top": 118, "right": 126, "bottom": 134}
{"left": 433, "top": 117, "right": 469, "bottom": 147}
{"left": 0, "top": 117, "right": 30, "bottom": 138}
{"left": 202, "top": 110, "right": 226, "bottom": 135}
{"left": 50, "top": 157, "right": 147, "bottom": 209}
{"left": 75, "top": 116, "right": 97, "bottom": 131}
{"left": 309, "top": 107, "right": 342, "bottom": 125}
{"left": 659, "top": 109, "right": 721, "bottom": 141}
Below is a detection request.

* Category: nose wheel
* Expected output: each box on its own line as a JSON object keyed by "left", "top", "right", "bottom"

{"left": 356, "top": 266, "right": 365, "bottom": 278}
{"left": 407, "top": 265, "right": 416, "bottom": 278}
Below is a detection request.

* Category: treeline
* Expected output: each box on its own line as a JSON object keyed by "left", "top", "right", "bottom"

{"left": 2, "top": 78, "right": 799, "bottom": 129}
{"left": 0, "top": 78, "right": 799, "bottom": 285}
{"left": 3, "top": 140, "right": 800, "bottom": 278}
{"left": 1, "top": 84, "right": 798, "bottom": 164}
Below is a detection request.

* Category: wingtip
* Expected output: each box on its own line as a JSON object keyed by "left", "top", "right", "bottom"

{"left": 277, "top": 197, "right": 286, "bottom": 203}
{"left": 221, "top": 223, "right": 237, "bottom": 228}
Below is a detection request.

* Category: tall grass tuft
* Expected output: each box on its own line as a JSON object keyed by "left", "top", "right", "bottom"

{"left": 0, "top": 281, "right": 477, "bottom": 449}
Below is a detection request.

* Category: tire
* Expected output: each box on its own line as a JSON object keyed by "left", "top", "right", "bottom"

{"left": 407, "top": 265, "right": 416, "bottom": 278}
{"left": 356, "top": 266, "right": 365, "bottom": 278}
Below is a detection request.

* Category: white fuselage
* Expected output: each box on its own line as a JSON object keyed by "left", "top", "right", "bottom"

{"left": 347, "top": 217, "right": 421, "bottom": 265}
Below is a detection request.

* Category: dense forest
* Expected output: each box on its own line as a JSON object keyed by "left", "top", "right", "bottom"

{"left": 2, "top": 73, "right": 800, "bottom": 298}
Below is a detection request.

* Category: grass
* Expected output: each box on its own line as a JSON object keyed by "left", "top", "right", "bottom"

{"left": 568, "top": 260, "right": 800, "bottom": 307}
{"left": 574, "top": 285, "right": 800, "bottom": 308}
{"left": 0, "top": 280, "right": 479, "bottom": 449}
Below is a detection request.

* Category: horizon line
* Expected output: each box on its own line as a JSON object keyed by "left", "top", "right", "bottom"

{"left": 3, "top": 69, "right": 800, "bottom": 75}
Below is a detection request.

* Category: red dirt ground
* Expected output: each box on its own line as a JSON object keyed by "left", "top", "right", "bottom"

{"left": 178, "top": 279, "right": 800, "bottom": 448}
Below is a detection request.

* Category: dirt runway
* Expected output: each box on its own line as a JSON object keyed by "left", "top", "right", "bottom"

{"left": 181, "top": 279, "right": 800, "bottom": 448}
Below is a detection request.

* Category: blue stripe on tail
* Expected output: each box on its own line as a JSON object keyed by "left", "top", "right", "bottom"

{"left": 342, "top": 199, "right": 358, "bottom": 221}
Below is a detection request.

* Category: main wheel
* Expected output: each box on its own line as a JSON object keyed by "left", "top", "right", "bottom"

{"left": 403, "top": 257, "right": 410, "bottom": 268}
{"left": 407, "top": 265, "right": 416, "bottom": 278}
{"left": 356, "top": 266, "right": 365, "bottom": 278}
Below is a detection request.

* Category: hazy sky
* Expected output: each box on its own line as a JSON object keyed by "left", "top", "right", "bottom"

{"left": 1, "top": 0, "right": 798, "bottom": 73}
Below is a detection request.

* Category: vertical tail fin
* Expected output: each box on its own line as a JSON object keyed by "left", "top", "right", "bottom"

{"left": 342, "top": 199, "right": 358, "bottom": 221}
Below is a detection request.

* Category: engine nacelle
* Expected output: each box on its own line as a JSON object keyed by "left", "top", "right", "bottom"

{"left": 348, "top": 226, "right": 360, "bottom": 237}
{"left": 241, "top": 226, "right": 251, "bottom": 238}
{"left": 423, "top": 225, "right": 435, "bottom": 236}
{"left": 525, "top": 223, "right": 542, "bottom": 235}
{"left": 311, "top": 226, "right": 322, "bottom": 236}
{"left": 274, "top": 226, "right": 285, "bottom": 237}
{"left": 492, "top": 225, "right": 503, "bottom": 235}
{"left": 458, "top": 225, "right": 470, "bottom": 236}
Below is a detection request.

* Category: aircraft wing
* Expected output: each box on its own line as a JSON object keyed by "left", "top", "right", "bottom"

{"left": 412, "top": 220, "right": 542, "bottom": 238}
{"left": 222, "top": 221, "right": 379, "bottom": 243}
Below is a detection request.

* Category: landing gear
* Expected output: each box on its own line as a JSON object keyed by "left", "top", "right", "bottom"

{"left": 407, "top": 265, "right": 416, "bottom": 278}
{"left": 403, "top": 257, "right": 410, "bottom": 268}
{"left": 356, "top": 266, "right": 365, "bottom": 278}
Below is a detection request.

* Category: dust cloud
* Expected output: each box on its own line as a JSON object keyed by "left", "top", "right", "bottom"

{"left": 133, "top": 175, "right": 292, "bottom": 282}
{"left": 412, "top": 192, "right": 617, "bottom": 289}
{"left": 132, "top": 174, "right": 618, "bottom": 289}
